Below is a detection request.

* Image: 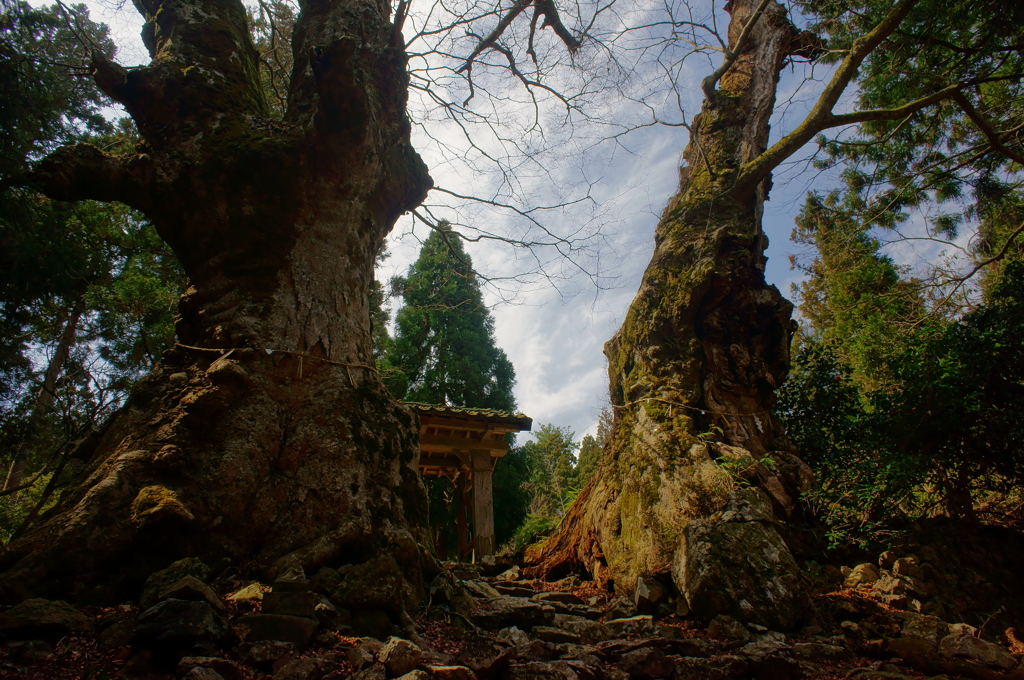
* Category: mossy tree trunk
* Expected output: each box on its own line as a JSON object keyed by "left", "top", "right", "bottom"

{"left": 0, "top": 0, "right": 433, "bottom": 605}
{"left": 530, "top": 0, "right": 816, "bottom": 630}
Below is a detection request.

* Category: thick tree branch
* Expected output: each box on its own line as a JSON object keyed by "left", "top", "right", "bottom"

{"left": 952, "top": 90, "right": 1024, "bottom": 167}
{"left": 16, "top": 144, "right": 152, "bottom": 210}
{"left": 733, "top": 0, "right": 922, "bottom": 191}
{"left": 458, "top": 0, "right": 580, "bottom": 73}
{"left": 700, "top": 0, "right": 772, "bottom": 108}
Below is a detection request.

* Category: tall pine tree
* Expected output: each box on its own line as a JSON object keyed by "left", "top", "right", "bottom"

{"left": 390, "top": 224, "right": 515, "bottom": 410}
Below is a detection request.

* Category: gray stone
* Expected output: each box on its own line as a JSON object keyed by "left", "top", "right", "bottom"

{"left": 496, "top": 626, "right": 531, "bottom": 646}
{"left": 673, "top": 488, "right": 805, "bottom": 631}
{"left": 900, "top": 614, "right": 949, "bottom": 647}
{"left": 333, "top": 557, "right": 412, "bottom": 615}
{"left": 465, "top": 580, "right": 503, "bottom": 599}
{"left": 790, "top": 642, "right": 851, "bottom": 662}
{"left": 633, "top": 575, "right": 667, "bottom": 614}
{"left": 844, "top": 563, "right": 881, "bottom": 588}
{"left": 240, "top": 639, "right": 299, "bottom": 667}
{"left": 618, "top": 647, "right": 674, "bottom": 679}
{"left": 472, "top": 596, "right": 556, "bottom": 630}
{"left": 422, "top": 666, "right": 475, "bottom": 680}
{"left": 551, "top": 614, "right": 611, "bottom": 644}
{"left": 310, "top": 567, "right": 342, "bottom": 596}
{"left": 604, "top": 615, "right": 655, "bottom": 638}
{"left": 379, "top": 636, "right": 422, "bottom": 677}
{"left": 938, "top": 630, "right": 1017, "bottom": 670}
{"left": 892, "top": 556, "right": 924, "bottom": 581}
{"left": 394, "top": 672, "right": 430, "bottom": 680}
{"left": 707, "top": 614, "right": 752, "bottom": 643}
{"left": 531, "top": 592, "right": 586, "bottom": 606}
{"left": 183, "top": 669, "right": 225, "bottom": 680}
{"left": 140, "top": 558, "right": 210, "bottom": 610}
{"left": 531, "top": 626, "right": 580, "bottom": 644}
{"left": 500, "top": 661, "right": 577, "bottom": 679}
{"left": 273, "top": 656, "right": 335, "bottom": 680}
{"left": 135, "top": 599, "right": 228, "bottom": 647}
{"left": 352, "top": 610, "right": 395, "bottom": 639}
{"left": 178, "top": 657, "right": 247, "bottom": 680}
{"left": 159, "top": 575, "right": 226, "bottom": 612}
{"left": 674, "top": 655, "right": 749, "bottom": 680}
{"left": 350, "top": 664, "right": 387, "bottom": 680}
{"left": 0, "top": 598, "right": 89, "bottom": 639}
{"left": 237, "top": 613, "right": 318, "bottom": 648}
{"left": 263, "top": 591, "right": 319, "bottom": 618}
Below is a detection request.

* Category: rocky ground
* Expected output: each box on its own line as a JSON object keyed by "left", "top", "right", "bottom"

{"left": 1, "top": 539, "right": 1023, "bottom": 680}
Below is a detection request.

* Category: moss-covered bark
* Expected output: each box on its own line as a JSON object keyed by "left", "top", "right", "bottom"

{"left": 530, "top": 0, "right": 813, "bottom": 629}
{"left": 1, "top": 0, "right": 433, "bottom": 605}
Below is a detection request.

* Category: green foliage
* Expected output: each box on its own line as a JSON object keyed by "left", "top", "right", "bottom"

{"left": 781, "top": 264, "right": 1024, "bottom": 546}
{"left": 389, "top": 224, "right": 515, "bottom": 410}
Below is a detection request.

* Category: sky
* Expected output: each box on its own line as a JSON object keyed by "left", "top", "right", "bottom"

{"left": 44, "top": 0, "right": 968, "bottom": 446}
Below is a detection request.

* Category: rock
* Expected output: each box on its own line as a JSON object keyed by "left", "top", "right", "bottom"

{"left": 310, "top": 567, "right": 342, "bottom": 596}
{"left": 140, "top": 557, "right": 211, "bottom": 610}
{"left": 183, "top": 669, "right": 225, "bottom": 680}
{"left": 844, "top": 563, "right": 881, "bottom": 588}
{"left": 892, "top": 556, "right": 924, "bottom": 581}
{"left": 531, "top": 626, "right": 580, "bottom": 644}
{"left": 273, "top": 656, "right": 335, "bottom": 680}
{"left": 0, "top": 598, "right": 89, "bottom": 639}
{"left": 938, "top": 630, "right": 1017, "bottom": 671}
{"left": 314, "top": 598, "right": 340, "bottom": 627}
{"left": 633, "top": 575, "right": 668, "bottom": 614}
{"left": 454, "top": 636, "right": 511, "bottom": 678}
{"left": 178, "top": 657, "right": 247, "bottom": 680}
{"left": 263, "top": 591, "right": 319, "bottom": 618}
{"left": 227, "top": 583, "right": 264, "bottom": 611}
{"left": 707, "top": 614, "right": 752, "bottom": 643}
{"left": 237, "top": 613, "right": 319, "bottom": 648}
{"left": 673, "top": 488, "right": 806, "bottom": 631}
{"left": 496, "top": 566, "right": 520, "bottom": 581}
{"left": 735, "top": 641, "right": 800, "bottom": 679}
{"left": 497, "top": 626, "right": 532, "bottom": 646}
{"left": 605, "top": 597, "right": 638, "bottom": 620}
{"left": 494, "top": 584, "right": 535, "bottom": 598}
{"left": 472, "top": 596, "right": 556, "bottom": 630}
{"left": 878, "top": 551, "right": 898, "bottom": 570}
{"left": 351, "top": 664, "right": 388, "bottom": 680}
{"left": 673, "top": 655, "right": 749, "bottom": 680}
{"left": 428, "top": 572, "right": 475, "bottom": 618}
{"left": 840, "top": 621, "right": 862, "bottom": 637}
{"left": 240, "top": 639, "right": 298, "bottom": 667}
{"left": 605, "top": 615, "right": 655, "bottom": 638}
{"left": 348, "top": 638, "right": 384, "bottom": 669}
{"left": 551, "top": 614, "right": 611, "bottom": 644}
{"left": 135, "top": 599, "right": 228, "bottom": 647}
{"left": 333, "top": 557, "right": 413, "bottom": 615}
{"left": 790, "top": 642, "right": 851, "bottom": 662}
{"left": 352, "top": 610, "right": 396, "bottom": 639}
{"left": 379, "top": 636, "right": 422, "bottom": 677}
{"left": 160, "top": 575, "right": 226, "bottom": 612}
{"left": 465, "top": 580, "right": 503, "bottom": 599}
{"left": 501, "top": 661, "right": 579, "bottom": 679}
{"left": 394, "top": 672, "right": 430, "bottom": 680}
{"left": 618, "top": 647, "right": 674, "bottom": 679}
{"left": 533, "top": 592, "right": 586, "bottom": 606}
{"left": 98, "top": 617, "right": 135, "bottom": 650}
{"left": 900, "top": 614, "right": 949, "bottom": 647}
{"left": 423, "top": 666, "right": 475, "bottom": 680}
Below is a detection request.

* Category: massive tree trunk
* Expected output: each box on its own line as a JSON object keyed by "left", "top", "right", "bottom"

{"left": 0, "top": 0, "right": 433, "bottom": 605}
{"left": 530, "top": 0, "right": 814, "bottom": 630}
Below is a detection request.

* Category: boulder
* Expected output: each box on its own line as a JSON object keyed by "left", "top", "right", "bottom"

{"left": 379, "top": 636, "right": 422, "bottom": 677}
{"left": 892, "top": 556, "right": 924, "bottom": 581}
{"left": 844, "top": 563, "right": 881, "bottom": 589}
{"left": 938, "top": 630, "right": 1017, "bottom": 671}
{"left": 496, "top": 626, "right": 531, "bottom": 646}
{"left": 673, "top": 488, "right": 805, "bottom": 631}
{"left": 674, "top": 655, "right": 749, "bottom": 680}
{"left": 532, "top": 592, "right": 586, "bottom": 606}
{"left": 423, "top": 666, "right": 475, "bottom": 680}
{"left": 735, "top": 641, "right": 800, "bottom": 679}
{"left": 352, "top": 610, "right": 396, "bottom": 639}
{"left": 183, "top": 669, "right": 225, "bottom": 680}
{"left": 472, "top": 596, "right": 556, "bottom": 630}
{"left": 273, "top": 656, "right": 336, "bottom": 680}
{"left": 707, "top": 614, "right": 753, "bottom": 644}
{"left": 263, "top": 591, "right": 319, "bottom": 618}
{"left": 465, "top": 580, "right": 503, "bottom": 599}
{"left": 333, "top": 557, "right": 415, "bottom": 616}
{"left": 239, "top": 639, "right": 299, "bottom": 667}
{"left": 790, "top": 642, "right": 851, "bottom": 662}
{"left": 604, "top": 615, "right": 656, "bottom": 638}
{"left": 551, "top": 614, "right": 611, "bottom": 644}
{"left": 878, "top": 551, "right": 898, "bottom": 571}
{"left": 310, "top": 567, "right": 342, "bottom": 596}
{"left": 139, "top": 557, "right": 210, "bottom": 610}
{"left": 531, "top": 626, "right": 580, "bottom": 644}
{"left": 237, "top": 612, "right": 318, "bottom": 648}
{"left": 618, "top": 647, "right": 674, "bottom": 679}
{"left": 633, "top": 575, "right": 668, "bottom": 614}
{"left": 900, "top": 614, "right": 949, "bottom": 647}
{"left": 135, "top": 599, "right": 229, "bottom": 647}
{"left": 394, "top": 672, "right": 430, "bottom": 680}
{"left": 0, "top": 598, "right": 89, "bottom": 639}
{"left": 454, "top": 636, "right": 511, "bottom": 678}
{"left": 178, "top": 656, "right": 247, "bottom": 680}
{"left": 428, "top": 572, "right": 475, "bottom": 618}
{"left": 159, "top": 575, "right": 226, "bottom": 612}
